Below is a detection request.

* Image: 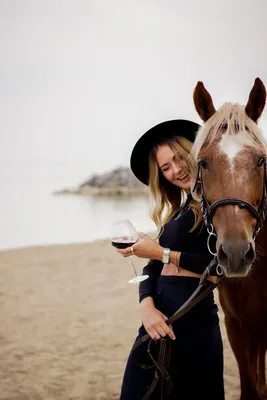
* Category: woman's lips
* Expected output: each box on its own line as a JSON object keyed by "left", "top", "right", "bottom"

{"left": 177, "top": 174, "right": 190, "bottom": 183}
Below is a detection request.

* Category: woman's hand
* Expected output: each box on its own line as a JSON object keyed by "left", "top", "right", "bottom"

{"left": 207, "top": 275, "right": 219, "bottom": 284}
{"left": 140, "top": 298, "right": 176, "bottom": 341}
{"left": 116, "top": 233, "right": 163, "bottom": 260}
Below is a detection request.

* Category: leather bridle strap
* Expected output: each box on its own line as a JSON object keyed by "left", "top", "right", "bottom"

{"left": 209, "top": 198, "right": 260, "bottom": 220}
{"left": 195, "top": 160, "right": 267, "bottom": 236}
{"left": 141, "top": 338, "right": 173, "bottom": 400}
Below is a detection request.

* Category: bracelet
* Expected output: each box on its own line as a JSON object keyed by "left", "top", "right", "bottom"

{"left": 174, "top": 251, "right": 179, "bottom": 274}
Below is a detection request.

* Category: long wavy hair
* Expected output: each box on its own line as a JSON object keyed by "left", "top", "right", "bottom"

{"left": 148, "top": 136, "right": 202, "bottom": 232}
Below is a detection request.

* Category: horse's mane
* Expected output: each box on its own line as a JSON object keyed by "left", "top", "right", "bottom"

{"left": 192, "top": 102, "right": 267, "bottom": 161}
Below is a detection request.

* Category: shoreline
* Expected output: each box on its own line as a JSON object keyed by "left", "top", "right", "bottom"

{"left": 0, "top": 238, "right": 110, "bottom": 254}
{"left": 52, "top": 186, "right": 149, "bottom": 197}
{"left": 0, "top": 231, "right": 158, "bottom": 254}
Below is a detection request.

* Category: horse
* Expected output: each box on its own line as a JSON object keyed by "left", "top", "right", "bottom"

{"left": 191, "top": 78, "right": 267, "bottom": 400}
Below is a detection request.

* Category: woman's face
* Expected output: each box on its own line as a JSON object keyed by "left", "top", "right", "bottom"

{"left": 156, "top": 144, "right": 191, "bottom": 191}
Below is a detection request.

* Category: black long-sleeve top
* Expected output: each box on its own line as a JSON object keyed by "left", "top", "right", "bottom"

{"left": 139, "top": 194, "right": 214, "bottom": 303}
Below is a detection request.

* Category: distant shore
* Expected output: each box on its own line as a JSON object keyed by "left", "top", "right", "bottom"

{"left": 53, "top": 186, "right": 149, "bottom": 196}
{"left": 53, "top": 166, "right": 149, "bottom": 197}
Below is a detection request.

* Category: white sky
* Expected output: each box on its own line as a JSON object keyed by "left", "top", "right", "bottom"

{"left": 1, "top": 0, "right": 267, "bottom": 173}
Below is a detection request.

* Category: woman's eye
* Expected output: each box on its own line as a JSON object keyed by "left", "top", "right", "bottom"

{"left": 199, "top": 160, "right": 208, "bottom": 169}
{"left": 163, "top": 167, "right": 169, "bottom": 172}
{"left": 258, "top": 157, "right": 265, "bottom": 167}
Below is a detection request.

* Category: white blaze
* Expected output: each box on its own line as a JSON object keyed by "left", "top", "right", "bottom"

{"left": 219, "top": 132, "right": 250, "bottom": 167}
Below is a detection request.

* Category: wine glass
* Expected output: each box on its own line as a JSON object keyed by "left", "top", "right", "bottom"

{"left": 111, "top": 219, "right": 149, "bottom": 284}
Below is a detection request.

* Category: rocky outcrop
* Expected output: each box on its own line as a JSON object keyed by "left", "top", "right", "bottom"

{"left": 53, "top": 166, "right": 148, "bottom": 196}
{"left": 80, "top": 166, "right": 144, "bottom": 189}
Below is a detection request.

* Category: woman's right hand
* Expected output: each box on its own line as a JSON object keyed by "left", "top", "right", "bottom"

{"left": 140, "top": 299, "right": 176, "bottom": 341}
{"left": 116, "top": 233, "right": 163, "bottom": 261}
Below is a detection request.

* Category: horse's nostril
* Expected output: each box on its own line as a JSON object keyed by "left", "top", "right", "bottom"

{"left": 245, "top": 242, "right": 255, "bottom": 265}
{"left": 218, "top": 245, "right": 228, "bottom": 267}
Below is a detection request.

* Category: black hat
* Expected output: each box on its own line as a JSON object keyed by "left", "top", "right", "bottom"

{"left": 130, "top": 119, "right": 200, "bottom": 185}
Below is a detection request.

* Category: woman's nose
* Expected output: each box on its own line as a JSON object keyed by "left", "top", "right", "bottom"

{"left": 173, "top": 162, "right": 182, "bottom": 174}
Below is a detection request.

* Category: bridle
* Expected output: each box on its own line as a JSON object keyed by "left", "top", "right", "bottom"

{"left": 193, "top": 159, "right": 267, "bottom": 242}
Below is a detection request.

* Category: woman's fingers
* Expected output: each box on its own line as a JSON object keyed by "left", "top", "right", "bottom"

{"left": 154, "top": 323, "right": 176, "bottom": 341}
{"left": 147, "top": 325, "right": 175, "bottom": 341}
{"left": 150, "top": 331, "right": 160, "bottom": 341}
{"left": 157, "top": 326, "right": 167, "bottom": 338}
{"left": 161, "top": 322, "right": 176, "bottom": 340}
{"left": 116, "top": 234, "right": 155, "bottom": 259}
{"left": 145, "top": 322, "right": 162, "bottom": 340}
{"left": 157, "top": 312, "right": 176, "bottom": 340}
{"left": 146, "top": 323, "right": 176, "bottom": 341}
{"left": 142, "top": 308, "right": 176, "bottom": 340}
{"left": 137, "top": 231, "right": 146, "bottom": 238}
{"left": 116, "top": 247, "right": 133, "bottom": 257}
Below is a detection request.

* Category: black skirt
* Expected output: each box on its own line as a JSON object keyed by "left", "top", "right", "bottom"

{"left": 120, "top": 276, "right": 225, "bottom": 400}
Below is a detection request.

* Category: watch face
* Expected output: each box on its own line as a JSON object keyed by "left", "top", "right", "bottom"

{"left": 162, "top": 248, "right": 170, "bottom": 263}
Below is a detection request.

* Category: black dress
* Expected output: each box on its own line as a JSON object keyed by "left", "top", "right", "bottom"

{"left": 120, "top": 195, "right": 225, "bottom": 400}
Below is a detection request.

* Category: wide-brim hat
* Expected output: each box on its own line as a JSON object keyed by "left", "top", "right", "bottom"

{"left": 130, "top": 119, "right": 200, "bottom": 185}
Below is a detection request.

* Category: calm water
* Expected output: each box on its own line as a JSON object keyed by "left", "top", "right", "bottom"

{"left": 0, "top": 163, "right": 155, "bottom": 251}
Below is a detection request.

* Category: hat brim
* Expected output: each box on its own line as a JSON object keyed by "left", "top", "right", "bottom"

{"left": 130, "top": 119, "right": 200, "bottom": 186}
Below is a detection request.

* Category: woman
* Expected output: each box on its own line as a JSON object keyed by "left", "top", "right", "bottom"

{"left": 116, "top": 120, "right": 224, "bottom": 400}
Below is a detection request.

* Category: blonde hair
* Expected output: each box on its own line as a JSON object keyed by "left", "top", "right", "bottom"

{"left": 148, "top": 136, "right": 202, "bottom": 233}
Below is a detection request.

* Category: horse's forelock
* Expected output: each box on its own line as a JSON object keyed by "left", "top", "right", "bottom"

{"left": 192, "top": 103, "right": 267, "bottom": 161}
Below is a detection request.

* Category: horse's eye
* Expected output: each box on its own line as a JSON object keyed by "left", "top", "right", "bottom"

{"left": 199, "top": 160, "right": 208, "bottom": 169}
{"left": 258, "top": 157, "right": 266, "bottom": 167}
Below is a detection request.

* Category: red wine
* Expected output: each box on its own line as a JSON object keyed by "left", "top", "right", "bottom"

{"left": 111, "top": 239, "right": 137, "bottom": 249}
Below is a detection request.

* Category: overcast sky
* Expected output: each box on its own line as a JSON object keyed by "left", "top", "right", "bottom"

{"left": 1, "top": 0, "right": 267, "bottom": 174}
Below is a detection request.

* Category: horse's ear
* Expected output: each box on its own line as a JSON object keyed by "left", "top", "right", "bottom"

{"left": 193, "top": 81, "right": 216, "bottom": 122}
{"left": 245, "top": 78, "right": 266, "bottom": 123}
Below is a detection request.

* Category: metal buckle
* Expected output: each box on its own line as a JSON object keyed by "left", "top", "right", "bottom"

{"left": 216, "top": 264, "right": 223, "bottom": 275}
{"left": 207, "top": 224, "right": 217, "bottom": 256}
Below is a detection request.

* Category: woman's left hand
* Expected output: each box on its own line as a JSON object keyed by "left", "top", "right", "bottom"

{"left": 116, "top": 233, "right": 162, "bottom": 260}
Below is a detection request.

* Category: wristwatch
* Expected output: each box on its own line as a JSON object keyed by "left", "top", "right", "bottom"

{"left": 162, "top": 248, "right": 170, "bottom": 264}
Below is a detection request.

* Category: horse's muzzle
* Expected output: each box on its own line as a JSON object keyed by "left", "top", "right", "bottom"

{"left": 217, "top": 239, "right": 255, "bottom": 277}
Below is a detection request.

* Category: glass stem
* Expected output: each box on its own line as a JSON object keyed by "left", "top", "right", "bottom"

{"left": 129, "top": 256, "right": 138, "bottom": 277}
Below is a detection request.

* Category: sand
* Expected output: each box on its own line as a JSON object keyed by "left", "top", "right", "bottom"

{"left": 0, "top": 239, "right": 241, "bottom": 399}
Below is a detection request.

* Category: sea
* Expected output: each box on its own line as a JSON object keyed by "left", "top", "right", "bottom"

{"left": 0, "top": 161, "right": 155, "bottom": 251}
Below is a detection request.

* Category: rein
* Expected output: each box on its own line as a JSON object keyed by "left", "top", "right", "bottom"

{"left": 131, "top": 258, "right": 223, "bottom": 400}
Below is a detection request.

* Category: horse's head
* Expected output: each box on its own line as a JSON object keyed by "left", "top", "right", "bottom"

{"left": 192, "top": 78, "right": 267, "bottom": 277}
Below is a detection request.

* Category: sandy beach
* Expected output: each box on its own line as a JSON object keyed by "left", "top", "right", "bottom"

{"left": 0, "top": 239, "right": 241, "bottom": 400}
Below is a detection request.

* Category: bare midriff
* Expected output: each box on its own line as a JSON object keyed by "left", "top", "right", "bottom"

{"left": 161, "top": 263, "right": 218, "bottom": 284}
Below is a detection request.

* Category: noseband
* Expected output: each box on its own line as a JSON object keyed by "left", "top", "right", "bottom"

{"left": 193, "top": 159, "right": 267, "bottom": 240}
